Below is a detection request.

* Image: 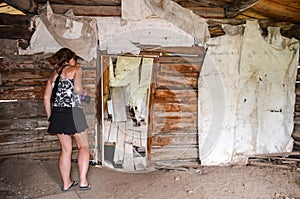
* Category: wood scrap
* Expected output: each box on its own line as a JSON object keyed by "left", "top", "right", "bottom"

{"left": 247, "top": 152, "right": 300, "bottom": 171}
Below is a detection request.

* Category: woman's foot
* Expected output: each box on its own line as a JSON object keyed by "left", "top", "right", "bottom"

{"left": 79, "top": 184, "right": 91, "bottom": 190}
{"left": 61, "top": 181, "right": 78, "bottom": 192}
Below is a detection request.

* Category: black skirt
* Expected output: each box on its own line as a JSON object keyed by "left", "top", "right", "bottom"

{"left": 48, "top": 107, "right": 88, "bottom": 135}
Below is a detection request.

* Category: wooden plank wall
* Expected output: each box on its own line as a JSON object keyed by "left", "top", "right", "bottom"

{"left": 148, "top": 46, "right": 205, "bottom": 168}
{"left": 0, "top": 54, "right": 97, "bottom": 160}
{"left": 293, "top": 64, "right": 300, "bottom": 152}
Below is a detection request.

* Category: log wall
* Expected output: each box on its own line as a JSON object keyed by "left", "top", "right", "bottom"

{"left": 293, "top": 64, "right": 300, "bottom": 152}
{"left": 148, "top": 46, "right": 205, "bottom": 167}
{"left": 0, "top": 54, "right": 98, "bottom": 160}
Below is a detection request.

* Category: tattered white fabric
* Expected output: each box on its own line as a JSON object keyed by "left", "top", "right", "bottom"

{"left": 97, "top": 17, "right": 194, "bottom": 55}
{"left": 237, "top": 21, "right": 298, "bottom": 156}
{"left": 198, "top": 20, "right": 299, "bottom": 165}
{"left": 109, "top": 56, "right": 153, "bottom": 120}
{"left": 143, "top": 0, "right": 210, "bottom": 47}
{"left": 36, "top": 3, "right": 97, "bottom": 61}
{"left": 198, "top": 25, "right": 243, "bottom": 165}
{"left": 122, "top": 0, "right": 154, "bottom": 20}
{"left": 19, "top": 17, "right": 61, "bottom": 55}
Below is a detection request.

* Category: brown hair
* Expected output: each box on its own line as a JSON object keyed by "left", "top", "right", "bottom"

{"left": 52, "top": 48, "right": 77, "bottom": 67}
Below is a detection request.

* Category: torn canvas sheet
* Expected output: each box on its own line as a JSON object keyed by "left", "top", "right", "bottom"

{"left": 122, "top": 0, "right": 153, "bottom": 20}
{"left": 97, "top": 17, "right": 195, "bottom": 55}
{"left": 143, "top": 0, "right": 210, "bottom": 47}
{"left": 19, "top": 17, "right": 61, "bottom": 55}
{"left": 37, "top": 2, "right": 97, "bottom": 61}
{"left": 198, "top": 25, "right": 243, "bottom": 165}
{"left": 236, "top": 20, "right": 299, "bottom": 156}
{"left": 109, "top": 56, "right": 153, "bottom": 120}
{"left": 198, "top": 20, "right": 299, "bottom": 165}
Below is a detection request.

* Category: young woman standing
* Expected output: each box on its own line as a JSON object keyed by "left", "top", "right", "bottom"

{"left": 43, "top": 48, "right": 91, "bottom": 191}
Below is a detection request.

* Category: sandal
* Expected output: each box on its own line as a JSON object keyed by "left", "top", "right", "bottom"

{"left": 61, "top": 181, "right": 78, "bottom": 192}
{"left": 79, "top": 184, "right": 91, "bottom": 190}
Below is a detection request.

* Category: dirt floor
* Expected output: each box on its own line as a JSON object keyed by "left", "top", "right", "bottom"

{"left": 0, "top": 158, "right": 299, "bottom": 199}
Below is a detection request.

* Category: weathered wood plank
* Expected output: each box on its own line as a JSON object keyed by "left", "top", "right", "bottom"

{"left": 174, "top": 0, "right": 229, "bottom": 7}
{"left": 82, "top": 70, "right": 96, "bottom": 84}
{"left": 108, "top": 122, "right": 118, "bottom": 143}
{"left": 225, "top": 0, "right": 260, "bottom": 18}
{"left": 103, "top": 120, "right": 111, "bottom": 142}
{"left": 123, "top": 142, "right": 134, "bottom": 170}
{"left": 0, "top": 71, "right": 49, "bottom": 86}
{"left": 158, "top": 56, "right": 204, "bottom": 64}
{"left": 160, "top": 63, "right": 201, "bottom": 74}
{"left": 0, "top": 140, "right": 61, "bottom": 155}
{"left": 153, "top": 122, "right": 197, "bottom": 134}
{"left": 0, "top": 129, "right": 46, "bottom": 144}
{"left": 153, "top": 114, "right": 197, "bottom": 124}
{"left": 0, "top": 86, "right": 44, "bottom": 100}
{"left": 151, "top": 133, "right": 198, "bottom": 146}
{"left": 147, "top": 58, "right": 158, "bottom": 162}
{"left": 38, "top": 4, "right": 121, "bottom": 16}
{"left": 0, "top": 26, "right": 33, "bottom": 40}
{"left": 292, "top": 131, "right": 300, "bottom": 140}
{"left": 157, "top": 74, "right": 198, "bottom": 89}
{"left": 113, "top": 122, "right": 126, "bottom": 164}
{"left": 35, "top": 0, "right": 121, "bottom": 6}
{"left": 0, "top": 100, "right": 45, "bottom": 119}
{"left": 0, "top": 100, "right": 95, "bottom": 119}
{"left": 0, "top": 60, "right": 52, "bottom": 70}
{"left": 0, "top": 13, "right": 32, "bottom": 27}
{"left": 142, "top": 46, "right": 205, "bottom": 55}
{"left": 111, "top": 87, "right": 127, "bottom": 122}
{"left": 151, "top": 146, "right": 198, "bottom": 161}
{"left": 188, "top": 6, "right": 225, "bottom": 18}
{"left": 154, "top": 89, "right": 198, "bottom": 104}
{"left": 0, "top": 149, "right": 79, "bottom": 160}
{"left": 0, "top": 117, "right": 47, "bottom": 130}
{"left": 153, "top": 103, "right": 197, "bottom": 112}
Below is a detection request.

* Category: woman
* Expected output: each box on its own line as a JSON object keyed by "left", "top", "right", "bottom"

{"left": 44, "top": 48, "right": 91, "bottom": 191}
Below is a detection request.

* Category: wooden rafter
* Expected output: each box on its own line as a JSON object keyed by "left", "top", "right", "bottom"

{"left": 3, "top": 0, "right": 36, "bottom": 14}
{"left": 0, "top": 13, "right": 31, "bottom": 27}
{"left": 37, "top": 4, "right": 121, "bottom": 16}
{"left": 225, "top": 0, "right": 261, "bottom": 18}
{"left": 35, "top": 0, "right": 121, "bottom": 6}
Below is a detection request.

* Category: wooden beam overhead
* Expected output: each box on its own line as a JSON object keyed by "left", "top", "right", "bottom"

{"left": 225, "top": 0, "right": 261, "bottom": 18}
{"left": 0, "top": 13, "right": 32, "bottom": 27}
{"left": 174, "top": 0, "right": 232, "bottom": 7}
{"left": 0, "top": 26, "right": 33, "bottom": 39}
{"left": 37, "top": 4, "right": 121, "bottom": 16}
{"left": 188, "top": 6, "right": 225, "bottom": 18}
{"left": 35, "top": 0, "right": 121, "bottom": 6}
{"left": 3, "top": 0, "right": 37, "bottom": 14}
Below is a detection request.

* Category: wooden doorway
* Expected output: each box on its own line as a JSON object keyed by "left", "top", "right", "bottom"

{"left": 100, "top": 55, "right": 154, "bottom": 171}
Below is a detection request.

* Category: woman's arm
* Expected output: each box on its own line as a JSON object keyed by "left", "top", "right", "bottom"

{"left": 43, "top": 78, "right": 53, "bottom": 120}
{"left": 74, "top": 66, "right": 84, "bottom": 95}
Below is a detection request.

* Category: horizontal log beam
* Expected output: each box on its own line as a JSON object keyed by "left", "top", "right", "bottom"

{"left": 0, "top": 13, "right": 32, "bottom": 27}
{"left": 37, "top": 4, "right": 121, "bottom": 16}
{"left": 225, "top": 0, "right": 261, "bottom": 18}
{"left": 0, "top": 26, "right": 33, "bottom": 40}
{"left": 187, "top": 6, "right": 224, "bottom": 18}
{"left": 4, "top": 0, "right": 36, "bottom": 14}
{"left": 35, "top": 0, "right": 121, "bottom": 6}
{"left": 207, "top": 18, "right": 300, "bottom": 40}
{"left": 151, "top": 146, "right": 198, "bottom": 161}
{"left": 174, "top": 0, "right": 229, "bottom": 7}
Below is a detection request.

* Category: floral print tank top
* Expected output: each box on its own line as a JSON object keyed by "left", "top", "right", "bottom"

{"left": 52, "top": 78, "right": 82, "bottom": 108}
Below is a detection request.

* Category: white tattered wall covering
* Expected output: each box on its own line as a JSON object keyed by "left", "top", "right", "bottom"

{"left": 199, "top": 20, "right": 299, "bottom": 165}
{"left": 17, "top": 0, "right": 299, "bottom": 166}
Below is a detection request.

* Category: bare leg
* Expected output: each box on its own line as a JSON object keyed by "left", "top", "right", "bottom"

{"left": 73, "top": 129, "right": 90, "bottom": 187}
{"left": 57, "top": 134, "right": 73, "bottom": 190}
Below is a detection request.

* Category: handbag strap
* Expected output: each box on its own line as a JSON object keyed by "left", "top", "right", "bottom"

{"left": 51, "top": 65, "right": 67, "bottom": 102}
